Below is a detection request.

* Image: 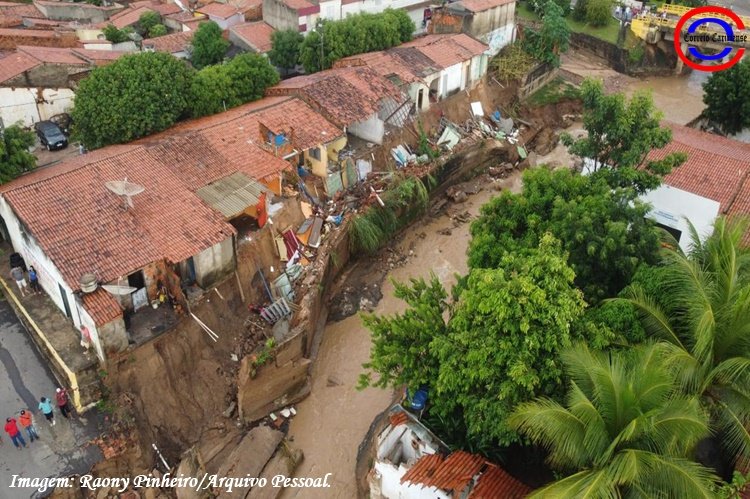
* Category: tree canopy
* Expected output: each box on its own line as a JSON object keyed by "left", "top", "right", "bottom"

{"left": 268, "top": 29, "right": 304, "bottom": 71}
{"left": 523, "top": 1, "right": 570, "bottom": 66}
{"left": 190, "top": 21, "right": 229, "bottom": 69}
{"left": 0, "top": 125, "right": 36, "bottom": 184}
{"left": 102, "top": 24, "right": 132, "bottom": 43}
{"left": 468, "top": 167, "right": 661, "bottom": 304}
{"left": 509, "top": 342, "right": 719, "bottom": 497}
{"left": 299, "top": 10, "right": 414, "bottom": 73}
{"left": 190, "top": 54, "right": 279, "bottom": 117}
{"left": 362, "top": 234, "right": 605, "bottom": 446}
{"left": 618, "top": 217, "right": 750, "bottom": 462}
{"left": 702, "top": 59, "right": 750, "bottom": 135}
{"left": 562, "top": 78, "right": 686, "bottom": 193}
{"left": 71, "top": 52, "right": 194, "bottom": 149}
{"left": 138, "top": 11, "right": 160, "bottom": 36}
{"left": 148, "top": 23, "right": 167, "bottom": 38}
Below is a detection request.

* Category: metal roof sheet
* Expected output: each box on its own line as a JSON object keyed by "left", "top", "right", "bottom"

{"left": 196, "top": 172, "right": 269, "bottom": 218}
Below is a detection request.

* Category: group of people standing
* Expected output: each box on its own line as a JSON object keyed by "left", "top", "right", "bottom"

{"left": 2, "top": 387, "right": 72, "bottom": 450}
{"left": 9, "top": 265, "right": 41, "bottom": 298}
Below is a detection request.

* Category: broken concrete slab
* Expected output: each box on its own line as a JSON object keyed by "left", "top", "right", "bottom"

{"left": 237, "top": 358, "right": 311, "bottom": 423}
{"left": 216, "top": 426, "right": 285, "bottom": 499}
{"left": 247, "top": 442, "right": 303, "bottom": 499}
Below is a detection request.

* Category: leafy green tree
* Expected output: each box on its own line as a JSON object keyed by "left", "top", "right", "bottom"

{"left": 562, "top": 78, "right": 686, "bottom": 193}
{"left": 524, "top": 1, "right": 570, "bottom": 66}
{"left": 585, "top": 0, "right": 612, "bottom": 26}
{"left": 561, "top": 79, "right": 687, "bottom": 193}
{"left": 703, "top": 59, "right": 750, "bottom": 135}
{"left": 572, "top": 0, "right": 588, "bottom": 20}
{"left": 618, "top": 217, "right": 750, "bottom": 462}
{"left": 268, "top": 29, "right": 304, "bottom": 71}
{"left": 0, "top": 125, "right": 36, "bottom": 183}
{"left": 509, "top": 342, "right": 719, "bottom": 497}
{"left": 362, "top": 235, "right": 601, "bottom": 446}
{"left": 138, "top": 11, "right": 160, "bottom": 35}
{"left": 468, "top": 167, "right": 661, "bottom": 303}
{"left": 190, "top": 21, "right": 229, "bottom": 69}
{"left": 148, "top": 23, "right": 167, "bottom": 38}
{"left": 299, "top": 10, "right": 414, "bottom": 73}
{"left": 225, "top": 53, "right": 279, "bottom": 102}
{"left": 102, "top": 24, "right": 132, "bottom": 43}
{"left": 190, "top": 65, "right": 239, "bottom": 118}
{"left": 71, "top": 52, "right": 194, "bottom": 149}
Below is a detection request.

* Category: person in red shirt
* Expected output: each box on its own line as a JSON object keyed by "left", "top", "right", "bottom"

{"left": 4, "top": 418, "right": 27, "bottom": 449}
{"left": 18, "top": 410, "right": 39, "bottom": 442}
{"left": 56, "top": 388, "right": 72, "bottom": 418}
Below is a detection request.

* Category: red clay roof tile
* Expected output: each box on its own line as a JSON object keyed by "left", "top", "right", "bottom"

{"left": 82, "top": 287, "right": 123, "bottom": 326}
{"left": 468, "top": 464, "right": 531, "bottom": 498}
{"left": 229, "top": 21, "right": 273, "bottom": 52}
{"left": 401, "top": 451, "right": 485, "bottom": 495}
{"left": 0, "top": 50, "right": 40, "bottom": 83}
{"left": 401, "top": 33, "right": 487, "bottom": 69}
{"left": 648, "top": 123, "right": 750, "bottom": 213}
{"left": 17, "top": 45, "right": 87, "bottom": 64}
{"left": 268, "top": 66, "right": 405, "bottom": 128}
{"left": 198, "top": 2, "right": 241, "bottom": 18}
{"left": 143, "top": 30, "right": 192, "bottom": 53}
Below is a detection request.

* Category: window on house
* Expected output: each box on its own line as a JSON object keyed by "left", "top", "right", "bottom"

{"left": 128, "top": 270, "right": 145, "bottom": 290}
{"left": 309, "top": 147, "right": 321, "bottom": 161}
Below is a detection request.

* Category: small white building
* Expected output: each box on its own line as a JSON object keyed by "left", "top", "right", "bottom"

{"left": 368, "top": 406, "right": 530, "bottom": 498}
{"left": 197, "top": 2, "right": 246, "bottom": 29}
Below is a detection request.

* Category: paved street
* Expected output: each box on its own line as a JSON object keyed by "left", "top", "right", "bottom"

{"left": 0, "top": 299, "right": 101, "bottom": 499}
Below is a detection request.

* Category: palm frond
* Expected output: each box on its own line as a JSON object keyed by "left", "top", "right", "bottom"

{"left": 612, "top": 289, "right": 685, "bottom": 350}
{"left": 621, "top": 450, "right": 719, "bottom": 499}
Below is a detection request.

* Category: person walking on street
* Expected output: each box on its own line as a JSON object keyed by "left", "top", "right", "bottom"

{"left": 18, "top": 410, "right": 39, "bottom": 442}
{"left": 28, "top": 266, "right": 41, "bottom": 295}
{"left": 10, "top": 266, "right": 27, "bottom": 297}
{"left": 39, "top": 397, "right": 55, "bottom": 426}
{"left": 56, "top": 388, "right": 72, "bottom": 418}
{"left": 4, "top": 418, "right": 27, "bottom": 449}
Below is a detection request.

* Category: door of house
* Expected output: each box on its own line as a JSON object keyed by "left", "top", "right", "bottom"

{"left": 132, "top": 288, "right": 148, "bottom": 311}
{"left": 58, "top": 283, "right": 71, "bottom": 318}
{"left": 417, "top": 89, "right": 424, "bottom": 110}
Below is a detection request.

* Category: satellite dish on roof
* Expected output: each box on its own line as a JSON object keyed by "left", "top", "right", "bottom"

{"left": 105, "top": 178, "right": 145, "bottom": 210}
{"left": 102, "top": 284, "right": 138, "bottom": 296}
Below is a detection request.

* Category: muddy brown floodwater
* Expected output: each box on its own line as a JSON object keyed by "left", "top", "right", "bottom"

{"left": 280, "top": 171, "right": 524, "bottom": 499}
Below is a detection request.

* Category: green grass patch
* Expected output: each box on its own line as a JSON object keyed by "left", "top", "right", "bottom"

{"left": 517, "top": 2, "right": 620, "bottom": 45}
{"left": 526, "top": 77, "right": 580, "bottom": 106}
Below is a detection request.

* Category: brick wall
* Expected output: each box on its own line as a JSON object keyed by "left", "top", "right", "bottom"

{"left": 428, "top": 10, "right": 464, "bottom": 35}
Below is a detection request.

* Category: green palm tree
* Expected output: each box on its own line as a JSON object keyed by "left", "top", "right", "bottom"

{"left": 620, "top": 217, "right": 750, "bottom": 461}
{"left": 508, "top": 343, "right": 718, "bottom": 498}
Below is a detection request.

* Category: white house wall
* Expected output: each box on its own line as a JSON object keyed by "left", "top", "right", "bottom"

{"left": 76, "top": 304, "right": 106, "bottom": 364}
{"left": 440, "top": 63, "right": 463, "bottom": 97}
{"left": 348, "top": 113, "right": 385, "bottom": 144}
{"left": 319, "top": 0, "right": 341, "bottom": 20}
{"left": 484, "top": 23, "right": 515, "bottom": 55}
{"left": 641, "top": 184, "right": 720, "bottom": 253}
{"left": 193, "top": 236, "right": 236, "bottom": 288}
{"left": 0, "top": 88, "right": 76, "bottom": 129}
{"left": 0, "top": 197, "right": 79, "bottom": 326}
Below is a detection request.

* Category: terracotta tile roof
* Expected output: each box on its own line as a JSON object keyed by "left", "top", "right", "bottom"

{"left": 336, "top": 50, "right": 424, "bottom": 84}
{"left": 71, "top": 48, "right": 130, "bottom": 65}
{"left": 0, "top": 27, "right": 57, "bottom": 38}
{"left": 82, "top": 288, "right": 123, "bottom": 326}
{"left": 402, "top": 451, "right": 485, "bottom": 494}
{"left": 229, "top": 21, "right": 273, "bottom": 52}
{"left": 389, "top": 411, "right": 408, "bottom": 427}
{"left": 0, "top": 50, "right": 40, "bottom": 83}
{"left": 0, "top": 2, "right": 43, "bottom": 19}
{"left": 166, "top": 10, "right": 201, "bottom": 21}
{"left": 282, "top": 0, "right": 315, "bottom": 10}
{"left": 453, "top": 0, "right": 515, "bottom": 12}
{"left": 198, "top": 1, "right": 240, "bottom": 18}
{"left": 267, "top": 66, "right": 405, "bottom": 128}
{"left": 2, "top": 146, "right": 235, "bottom": 290}
{"left": 129, "top": 1, "right": 183, "bottom": 15}
{"left": 157, "top": 96, "right": 344, "bottom": 151}
{"left": 106, "top": 6, "right": 154, "bottom": 29}
{"left": 17, "top": 45, "right": 86, "bottom": 64}
{"left": 648, "top": 123, "right": 750, "bottom": 213}
{"left": 233, "top": 0, "right": 262, "bottom": 13}
{"left": 401, "top": 33, "right": 488, "bottom": 69}
{"left": 143, "top": 30, "right": 192, "bottom": 53}
{"left": 468, "top": 465, "right": 531, "bottom": 498}
{"left": 24, "top": 17, "right": 65, "bottom": 27}
{"left": 182, "top": 17, "right": 205, "bottom": 29}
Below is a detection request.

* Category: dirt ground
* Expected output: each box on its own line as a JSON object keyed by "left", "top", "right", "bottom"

{"left": 279, "top": 171, "right": 524, "bottom": 499}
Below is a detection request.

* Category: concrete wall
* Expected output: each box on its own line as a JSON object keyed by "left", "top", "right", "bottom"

{"left": 439, "top": 62, "right": 463, "bottom": 97}
{"left": 305, "top": 136, "right": 347, "bottom": 178}
{"left": 465, "top": 2, "right": 514, "bottom": 54}
{"left": 262, "top": 0, "right": 302, "bottom": 31}
{"left": 193, "top": 236, "right": 236, "bottom": 289}
{"left": 0, "top": 88, "right": 76, "bottom": 128}
{"left": 206, "top": 12, "right": 245, "bottom": 29}
{"left": 4, "top": 62, "right": 90, "bottom": 88}
{"left": 0, "top": 30, "right": 79, "bottom": 50}
{"left": 641, "top": 184, "right": 720, "bottom": 253}
{"left": 76, "top": 303, "right": 109, "bottom": 364}
{"left": 0, "top": 197, "right": 80, "bottom": 326}
{"left": 35, "top": 1, "right": 124, "bottom": 23}
{"left": 348, "top": 112, "right": 385, "bottom": 144}
{"left": 319, "top": 0, "right": 341, "bottom": 20}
